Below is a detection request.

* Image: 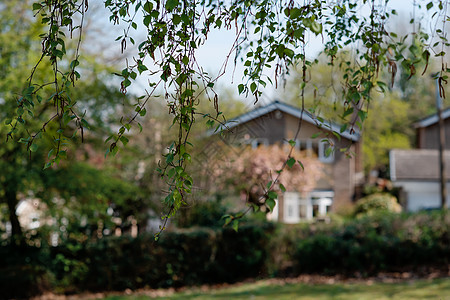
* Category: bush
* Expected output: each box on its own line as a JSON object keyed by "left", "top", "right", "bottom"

{"left": 174, "top": 198, "right": 229, "bottom": 228}
{"left": 354, "top": 193, "right": 402, "bottom": 217}
{"left": 1, "top": 211, "right": 449, "bottom": 297}
{"left": 0, "top": 244, "right": 51, "bottom": 299}
{"left": 290, "top": 211, "right": 450, "bottom": 275}
{"left": 46, "top": 220, "right": 274, "bottom": 292}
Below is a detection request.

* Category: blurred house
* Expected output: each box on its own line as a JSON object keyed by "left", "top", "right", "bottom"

{"left": 214, "top": 100, "right": 363, "bottom": 223}
{"left": 390, "top": 108, "right": 450, "bottom": 211}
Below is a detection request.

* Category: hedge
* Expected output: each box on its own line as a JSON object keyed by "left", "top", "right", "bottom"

{"left": 1, "top": 211, "right": 449, "bottom": 298}
{"left": 272, "top": 211, "right": 450, "bottom": 275}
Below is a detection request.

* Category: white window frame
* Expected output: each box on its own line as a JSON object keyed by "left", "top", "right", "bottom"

{"left": 283, "top": 192, "right": 300, "bottom": 224}
{"left": 305, "top": 139, "right": 313, "bottom": 157}
{"left": 318, "top": 139, "right": 335, "bottom": 163}
{"left": 310, "top": 191, "right": 334, "bottom": 217}
{"left": 299, "top": 197, "right": 313, "bottom": 220}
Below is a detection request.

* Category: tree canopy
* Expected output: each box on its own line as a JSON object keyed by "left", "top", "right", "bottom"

{"left": 6, "top": 0, "right": 450, "bottom": 228}
{"left": 0, "top": 0, "right": 152, "bottom": 245}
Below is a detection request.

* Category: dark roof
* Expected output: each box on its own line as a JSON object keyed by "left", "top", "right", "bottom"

{"left": 390, "top": 149, "right": 450, "bottom": 181}
{"left": 212, "top": 100, "right": 360, "bottom": 141}
{"left": 414, "top": 107, "right": 450, "bottom": 128}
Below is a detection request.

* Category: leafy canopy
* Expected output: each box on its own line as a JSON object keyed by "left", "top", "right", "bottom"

{"left": 8, "top": 0, "right": 450, "bottom": 227}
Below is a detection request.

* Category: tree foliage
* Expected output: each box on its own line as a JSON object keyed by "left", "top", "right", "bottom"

{"left": 0, "top": 0, "right": 149, "bottom": 244}
{"left": 6, "top": 0, "right": 450, "bottom": 227}
{"left": 214, "top": 145, "right": 324, "bottom": 208}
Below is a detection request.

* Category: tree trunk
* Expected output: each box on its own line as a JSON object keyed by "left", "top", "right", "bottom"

{"left": 4, "top": 182, "right": 23, "bottom": 245}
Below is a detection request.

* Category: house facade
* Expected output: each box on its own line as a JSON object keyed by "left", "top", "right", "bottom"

{"left": 390, "top": 108, "right": 450, "bottom": 211}
{"left": 216, "top": 101, "right": 363, "bottom": 223}
{"left": 415, "top": 107, "right": 450, "bottom": 149}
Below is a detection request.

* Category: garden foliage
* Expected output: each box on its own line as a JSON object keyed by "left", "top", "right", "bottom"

{"left": 1, "top": 211, "right": 449, "bottom": 298}
{"left": 354, "top": 193, "right": 402, "bottom": 217}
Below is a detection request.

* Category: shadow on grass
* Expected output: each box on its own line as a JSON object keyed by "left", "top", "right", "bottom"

{"left": 103, "top": 278, "right": 450, "bottom": 300}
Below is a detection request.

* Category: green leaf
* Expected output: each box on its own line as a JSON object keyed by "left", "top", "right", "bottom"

{"left": 223, "top": 215, "right": 232, "bottom": 226}
{"left": 310, "top": 21, "right": 323, "bottom": 35}
{"left": 138, "top": 64, "right": 148, "bottom": 73}
{"left": 238, "top": 84, "right": 245, "bottom": 94}
{"left": 165, "top": 153, "right": 174, "bottom": 164}
{"left": 284, "top": 48, "right": 295, "bottom": 58}
{"left": 290, "top": 8, "right": 301, "bottom": 19}
{"left": 268, "top": 191, "right": 278, "bottom": 200}
{"left": 58, "top": 150, "right": 67, "bottom": 159}
{"left": 279, "top": 183, "right": 286, "bottom": 192}
{"left": 167, "top": 167, "right": 176, "bottom": 178}
{"left": 173, "top": 14, "right": 181, "bottom": 25}
{"left": 70, "top": 59, "right": 79, "bottom": 69}
{"left": 143, "top": 15, "right": 152, "bottom": 27}
{"left": 143, "top": 1, "right": 153, "bottom": 13}
{"left": 139, "top": 108, "right": 147, "bottom": 116}
{"left": 426, "top": 2, "right": 433, "bottom": 10}
{"left": 377, "top": 81, "right": 387, "bottom": 92}
{"left": 120, "top": 136, "right": 129, "bottom": 146}
{"left": 311, "top": 132, "right": 321, "bottom": 139}
{"left": 297, "top": 160, "right": 304, "bottom": 170}
{"left": 19, "top": 137, "right": 29, "bottom": 144}
{"left": 29, "top": 144, "right": 38, "bottom": 152}
{"left": 266, "top": 198, "right": 276, "bottom": 212}
{"left": 183, "top": 153, "right": 191, "bottom": 162}
{"left": 17, "top": 106, "right": 24, "bottom": 116}
{"left": 165, "top": 0, "right": 179, "bottom": 11}
{"left": 358, "top": 110, "right": 367, "bottom": 122}
{"left": 232, "top": 220, "right": 239, "bottom": 232}
{"left": 286, "top": 157, "right": 296, "bottom": 168}
{"left": 288, "top": 139, "right": 296, "bottom": 147}
{"left": 81, "top": 118, "right": 90, "bottom": 130}
{"left": 250, "top": 82, "right": 257, "bottom": 93}
{"left": 343, "top": 107, "right": 354, "bottom": 118}
{"left": 32, "top": 3, "right": 42, "bottom": 10}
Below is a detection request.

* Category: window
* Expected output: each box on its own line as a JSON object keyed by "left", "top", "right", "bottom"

{"left": 310, "top": 191, "right": 334, "bottom": 217}
{"left": 284, "top": 192, "right": 300, "bottom": 223}
{"left": 299, "top": 204, "right": 308, "bottom": 219}
{"left": 312, "top": 204, "right": 319, "bottom": 217}
{"left": 251, "top": 138, "right": 269, "bottom": 148}
{"left": 287, "top": 205, "right": 294, "bottom": 217}
{"left": 318, "top": 139, "right": 335, "bottom": 163}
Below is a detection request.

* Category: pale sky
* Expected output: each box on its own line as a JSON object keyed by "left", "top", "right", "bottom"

{"left": 91, "top": 1, "right": 434, "bottom": 106}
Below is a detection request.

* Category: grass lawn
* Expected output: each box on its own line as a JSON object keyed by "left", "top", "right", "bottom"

{"left": 101, "top": 277, "right": 450, "bottom": 300}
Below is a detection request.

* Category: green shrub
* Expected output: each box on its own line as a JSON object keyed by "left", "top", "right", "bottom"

{"left": 174, "top": 198, "right": 229, "bottom": 228}
{"left": 354, "top": 193, "right": 402, "bottom": 217}
{"left": 48, "top": 221, "right": 274, "bottom": 292}
{"left": 290, "top": 211, "right": 450, "bottom": 275}
{"left": 1, "top": 211, "right": 449, "bottom": 297}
